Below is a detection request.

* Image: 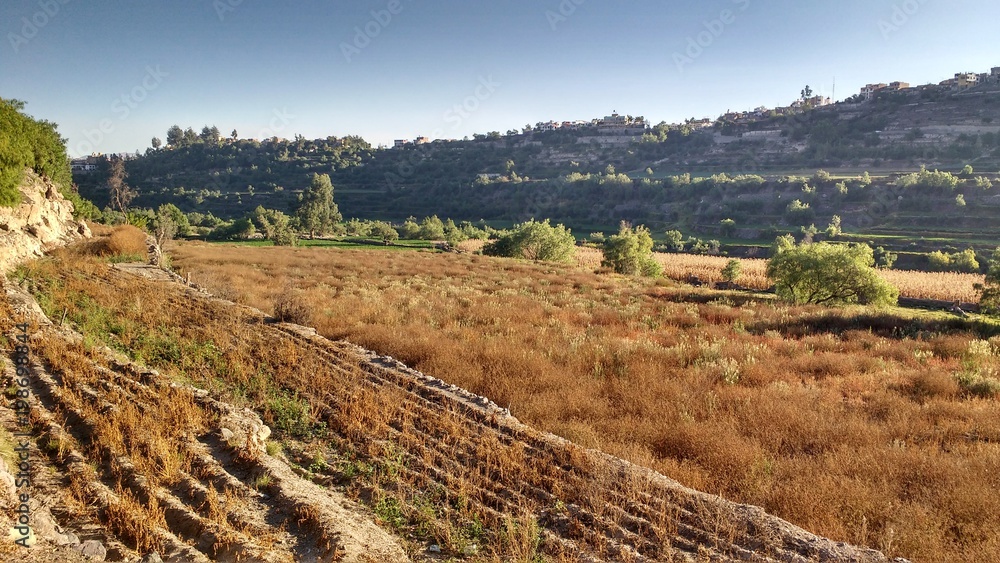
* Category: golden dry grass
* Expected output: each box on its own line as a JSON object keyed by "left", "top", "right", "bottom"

{"left": 171, "top": 241, "right": 1000, "bottom": 563}
{"left": 573, "top": 247, "right": 985, "bottom": 302}
{"left": 78, "top": 224, "right": 148, "bottom": 258}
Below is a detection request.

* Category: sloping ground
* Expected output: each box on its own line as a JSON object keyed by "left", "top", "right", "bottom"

{"left": 2, "top": 246, "right": 908, "bottom": 561}
{"left": 0, "top": 275, "right": 408, "bottom": 561}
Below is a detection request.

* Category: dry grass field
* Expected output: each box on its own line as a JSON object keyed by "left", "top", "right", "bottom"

{"left": 5, "top": 236, "right": 907, "bottom": 562}
{"left": 463, "top": 243, "right": 986, "bottom": 302}
{"left": 170, "top": 241, "right": 1000, "bottom": 563}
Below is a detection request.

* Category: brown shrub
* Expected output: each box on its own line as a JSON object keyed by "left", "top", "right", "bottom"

{"left": 273, "top": 289, "right": 312, "bottom": 325}
{"left": 80, "top": 224, "right": 148, "bottom": 258}
{"left": 106, "top": 225, "right": 149, "bottom": 256}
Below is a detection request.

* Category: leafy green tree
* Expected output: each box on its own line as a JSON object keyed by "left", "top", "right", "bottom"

{"left": 979, "top": 248, "right": 1000, "bottom": 313}
{"left": 962, "top": 165, "right": 974, "bottom": 176}
{"left": 951, "top": 248, "right": 980, "bottom": 273}
{"left": 786, "top": 199, "right": 811, "bottom": 215}
{"left": 874, "top": 246, "right": 897, "bottom": 269}
{"left": 399, "top": 217, "right": 421, "bottom": 240}
{"left": 721, "top": 259, "right": 742, "bottom": 283}
{"left": 211, "top": 218, "right": 256, "bottom": 241}
{"left": 200, "top": 126, "right": 221, "bottom": 144}
{"left": 253, "top": 206, "right": 297, "bottom": 246}
{"left": 296, "top": 173, "right": 341, "bottom": 239}
{"left": 767, "top": 242, "right": 898, "bottom": 306}
{"left": 0, "top": 97, "right": 75, "bottom": 206}
{"left": 825, "top": 215, "right": 842, "bottom": 238}
{"left": 443, "top": 218, "right": 468, "bottom": 247}
{"left": 483, "top": 219, "right": 576, "bottom": 262}
{"left": 664, "top": 230, "right": 685, "bottom": 252}
{"left": 152, "top": 206, "right": 178, "bottom": 247}
{"left": 183, "top": 127, "right": 199, "bottom": 146}
{"left": 344, "top": 218, "right": 369, "bottom": 237}
{"left": 151, "top": 137, "right": 162, "bottom": 150}
{"left": 156, "top": 203, "right": 190, "bottom": 236}
{"left": 418, "top": 215, "right": 446, "bottom": 240}
{"left": 800, "top": 224, "right": 819, "bottom": 244}
{"left": 370, "top": 221, "right": 398, "bottom": 245}
{"left": 602, "top": 222, "right": 661, "bottom": 276}
{"left": 166, "top": 125, "right": 183, "bottom": 147}
{"left": 956, "top": 194, "right": 967, "bottom": 207}
{"left": 928, "top": 250, "right": 952, "bottom": 271}
{"left": 895, "top": 166, "right": 959, "bottom": 190}
{"left": 720, "top": 218, "right": 736, "bottom": 238}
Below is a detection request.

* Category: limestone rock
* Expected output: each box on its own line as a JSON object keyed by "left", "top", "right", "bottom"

{"left": 0, "top": 169, "right": 91, "bottom": 273}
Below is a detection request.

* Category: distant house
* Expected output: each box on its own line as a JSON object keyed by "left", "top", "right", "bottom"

{"left": 993, "top": 67, "right": 1000, "bottom": 79}
{"left": 598, "top": 112, "right": 646, "bottom": 135}
{"left": 860, "top": 83, "right": 887, "bottom": 100}
{"left": 414, "top": 137, "right": 431, "bottom": 145}
{"left": 687, "top": 118, "right": 713, "bottom": 130}
{"left": 888, "top": 81, "right": 910, "bottom": 91}
{"left": 955, "top": 72, "right": 979, "bottom": 89}
{"left": 393, "top": 139, "right": 409, "bottom": 149}
{"left": 70, "top": 156, "right": 99, "bottom": 173}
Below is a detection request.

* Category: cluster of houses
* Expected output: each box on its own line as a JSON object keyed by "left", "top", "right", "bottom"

{"left": 860, "top": 67, "right": 1000, "bottom": 99}
{"left": 392, "top": 112, "right": 650, "bottom": 149}
{"left": 718, "top": 95, "right": 832, "bottom": 127}
{"left": 532, "top": 113, "right": 647, "bottom": 135}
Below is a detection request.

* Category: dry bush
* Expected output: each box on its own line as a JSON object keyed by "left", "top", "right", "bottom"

{"left": 273, "top": 288, "right": 312, "bottom": 325}
{"left": 106, "top": 225, "right": 149, "bottom": 256}
{"left": 104, "top": 485, "right": 167, "bottom": 553}
{"left": 79, "top": 224, "right": 148, "bottom": 258}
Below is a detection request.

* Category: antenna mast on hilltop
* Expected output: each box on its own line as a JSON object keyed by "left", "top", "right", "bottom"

{"left": 833, "top": 77, "right": 836, "bottom": 102}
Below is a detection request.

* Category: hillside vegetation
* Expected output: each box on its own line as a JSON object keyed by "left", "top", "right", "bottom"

{"left": 0, "top": 98, "right": 73, "bottom": 206}
{"left": 75, "top": 89, "right": 1000, "bottom": 257}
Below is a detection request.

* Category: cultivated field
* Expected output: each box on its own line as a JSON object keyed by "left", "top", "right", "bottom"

{"left": 171, "top": 241, "right": 1000, "bottom": 562}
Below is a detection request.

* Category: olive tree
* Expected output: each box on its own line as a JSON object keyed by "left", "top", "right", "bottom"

{"left": 602, "top": 222, "right": 661, "bottom": 276}
{"left": 766, "top": 241, "right": 898, "bottom": 306}
{"left": 483, "top": 219, "right": 576, "bottom": 262}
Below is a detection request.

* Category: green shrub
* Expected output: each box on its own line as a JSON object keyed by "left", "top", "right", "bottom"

{"left": 483, "top": 219, "right": 576, "bottom": 262}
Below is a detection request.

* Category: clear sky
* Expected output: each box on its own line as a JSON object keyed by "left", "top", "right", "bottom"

{"left": 2, "top": 0, "right": 998, "bottom": 156}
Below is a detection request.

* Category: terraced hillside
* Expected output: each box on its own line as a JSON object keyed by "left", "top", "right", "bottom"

{"left": 0, "top": 237, "right": 907, "bottom": 560}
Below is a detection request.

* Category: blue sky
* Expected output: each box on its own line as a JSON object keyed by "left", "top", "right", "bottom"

{"left": 2, "top": 0, "right": 998, "bottom": 156}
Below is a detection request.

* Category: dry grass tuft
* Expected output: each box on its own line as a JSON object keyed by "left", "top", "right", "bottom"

{"left": 79, "top": 224, "right": 148, "bottom": 259}
{"left": 273, "top": 288, "right": 312, "bottom": 325}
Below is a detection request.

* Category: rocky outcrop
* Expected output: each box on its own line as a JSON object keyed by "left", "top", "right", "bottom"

{"left": 0, "top": 169, "right": 90, "bottom": 273}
